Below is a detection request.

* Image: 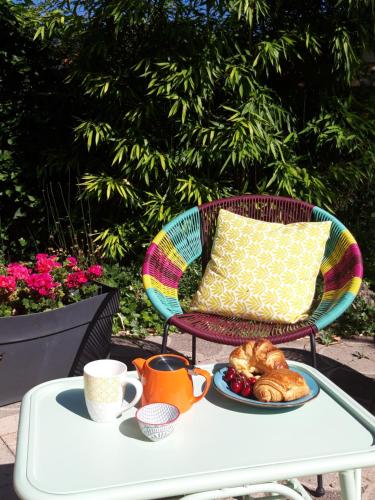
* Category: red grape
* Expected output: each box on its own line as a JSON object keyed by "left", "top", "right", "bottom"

{"left": 224, "top": 369, "right": 236, "bottom": 382}
{"left": 227, "top": 367, "right": 236, "bottom": 376}
{"left": 230, "top": 379, "right": 243, "bottom": 394}
{"left": 241, "top": 381, "right": 252, "bottom": 398}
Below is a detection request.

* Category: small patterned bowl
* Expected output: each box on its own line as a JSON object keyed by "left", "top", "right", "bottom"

{"left": 136, "top": 403, "right": 180, "bottom": 441}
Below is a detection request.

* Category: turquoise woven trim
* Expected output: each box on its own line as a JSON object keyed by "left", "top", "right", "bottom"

{"left": 162, "top": 206, "right": 202, "bottom": 265}
{"left": 312, "top": 206, "right": 346, "bottom": 231}
{"left": 313, "top": 292, "right": 356, "bottom": 331}
{"left": 146, "top": 288, "right": 183, "bottom": 321}
{"left": 312, "top": 206, "right": 346, "bottom": 258}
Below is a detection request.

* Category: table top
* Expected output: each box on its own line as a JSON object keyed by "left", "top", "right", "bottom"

{"left": 14, "top": 361, "right": 375, "bottom": 500}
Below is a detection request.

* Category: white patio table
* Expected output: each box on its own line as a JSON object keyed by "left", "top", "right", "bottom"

{"left": 13, "top": 361, "right": 375, "bottom": 500}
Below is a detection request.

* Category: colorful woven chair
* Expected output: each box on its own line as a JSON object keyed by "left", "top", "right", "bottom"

{"left": 142, "top": 195, "right": 363, "bottom": 367}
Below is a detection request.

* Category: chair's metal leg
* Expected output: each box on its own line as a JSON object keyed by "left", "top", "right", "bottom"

{"left": 309, "top": 332, "right": 325, "bottom": 497}
{"left": 161, "top": 324, "right": 197, "bottom": 363}
{"left": 309, "top": 332, "right": 318, "bottom": 369}
{"left": 314, "top": 474, "right": 325, "bottom": 497}
{"left": 161, "top": 322, "right": 170, "bottom": 353}
{"left": 192, "top": 336, "right": 196, "bottom": 365}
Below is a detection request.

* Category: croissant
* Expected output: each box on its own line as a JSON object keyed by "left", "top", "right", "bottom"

{"left": 229, "top": 339, "right": 288, "bottom": 377}
{"left": 253, "top": 369, "right": 310, "bottom": 402}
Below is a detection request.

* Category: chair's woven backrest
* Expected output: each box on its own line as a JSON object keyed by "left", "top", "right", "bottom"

{"left": 198, "top": 195, "right": 314, "bottom": 271}
{"left": 143, "top": 194, "right": 362, "bottom": 337}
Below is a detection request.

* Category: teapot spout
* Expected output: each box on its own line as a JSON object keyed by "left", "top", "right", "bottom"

{"left": 132, "top": 358, "right": 146, "bottom": 376}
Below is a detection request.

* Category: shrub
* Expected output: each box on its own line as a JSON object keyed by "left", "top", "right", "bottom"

{"left": 330, "top": 282, "right": 375, "bottom": 338}
{"left": 21, "top": 0, "right": 375, "bottom": 260}
{"left": 103, "top": 263, "right": 163, "bottom": 337}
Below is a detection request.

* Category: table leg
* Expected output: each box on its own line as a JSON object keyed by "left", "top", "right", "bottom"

{"left": 339, "top": 469, "right": 361, "bottom": 500}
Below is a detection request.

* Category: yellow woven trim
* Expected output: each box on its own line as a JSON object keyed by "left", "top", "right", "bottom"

{"left": 321, "top": 229, "right": 356, "bottom": 274}
{"left": 152, "top": 230, "right": 187, "bottom": 271}
{"left": 153, "top": 230, "right": 168, "bottom": 246}
{"left": 322, "top": 277, "right": 362, "bottom": 301}
{"left": 143, "top": 274, "right": 178, "bottom": 298}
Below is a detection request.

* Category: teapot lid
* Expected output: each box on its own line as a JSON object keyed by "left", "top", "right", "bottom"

{"left": 149, "top": 355, "right": 187, "bottom": 371}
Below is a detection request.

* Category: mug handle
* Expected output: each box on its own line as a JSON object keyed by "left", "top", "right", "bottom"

{"left": 191, "top": 368, "right": 212, "bottom": 404}
{"left": 121, "top": 378, "right": 143, "bottom": 412}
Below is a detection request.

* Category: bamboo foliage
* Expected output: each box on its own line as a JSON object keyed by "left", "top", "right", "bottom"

{"left": 25, "top": 0, "right": 375, "bottom": 258}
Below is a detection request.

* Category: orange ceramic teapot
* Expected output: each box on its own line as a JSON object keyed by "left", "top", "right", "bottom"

{"left": 132, "top": 354, "right": 211, "bottom": 413}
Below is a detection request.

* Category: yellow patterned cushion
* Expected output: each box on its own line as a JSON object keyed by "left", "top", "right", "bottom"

{"left": 190, "top": 209, "right": 331, "bottom": 323}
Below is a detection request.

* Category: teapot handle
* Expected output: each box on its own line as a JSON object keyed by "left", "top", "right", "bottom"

{"left": 191, "top": 367, "right": 212, "bottom": 404}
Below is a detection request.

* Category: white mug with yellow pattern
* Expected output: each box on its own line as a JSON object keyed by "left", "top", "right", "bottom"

{"left": 84, "top": 359, "right": 143, "bottom": 423}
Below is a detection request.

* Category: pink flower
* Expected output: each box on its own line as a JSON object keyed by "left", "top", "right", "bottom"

{"left": 0, "top": 275, "right": 17, "bottom": 293}
{"left": 26, "top": 273, "right": 59, "bottom": 297}
{"left": 86, "top": 265, "right": 103, "bottom": 278}
{"left": 36, "top": 253, "right": 49, "bottom": 261}
{"left": 0, "top": 254, "right": 106, "bottom": 316}
{"left": 66, "top": 271, "right": 88, "bottom": 289}
{"left": 7, "top": 263, "right": 31, "bottom": 281}
{"left": 35, "top": 255, "right": 62, "bottom": 273}
{"left": 66, "top": 256, "right": 78, "bottom": 267}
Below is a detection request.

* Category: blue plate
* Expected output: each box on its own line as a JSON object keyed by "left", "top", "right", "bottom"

{"left": 213, "top": 366, "right": 320, "bottom": 409}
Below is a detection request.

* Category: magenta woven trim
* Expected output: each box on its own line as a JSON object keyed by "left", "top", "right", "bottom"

{"left": 269, "top": 325, "right": 318, "bottom": 344}
{"left": 324, "top": 244, "right": 363, "bottom": 292}
{"left": 198, "top": 194, "right": 314, "bottom": 212}
{"left": 143, "top": 243, "right": 183, "bottom": 284}
{"left": 169, "top": 314, "right": 315, "bottom": 345}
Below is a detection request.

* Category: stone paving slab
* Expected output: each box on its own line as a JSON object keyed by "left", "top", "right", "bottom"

{"left": 1, "top": 333, "right": 374, "bottom": 499}
{"left": 2, "top": 433, "right": 17, "bottom": 456}
{"left": 0, "top": 439, "right": 14, "bottom": 465}
{"left": 0, "top": 403, "right": 21, "bottom": 420}
{"left": 0, "top": 414, "right": 19, "bottom": 437}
